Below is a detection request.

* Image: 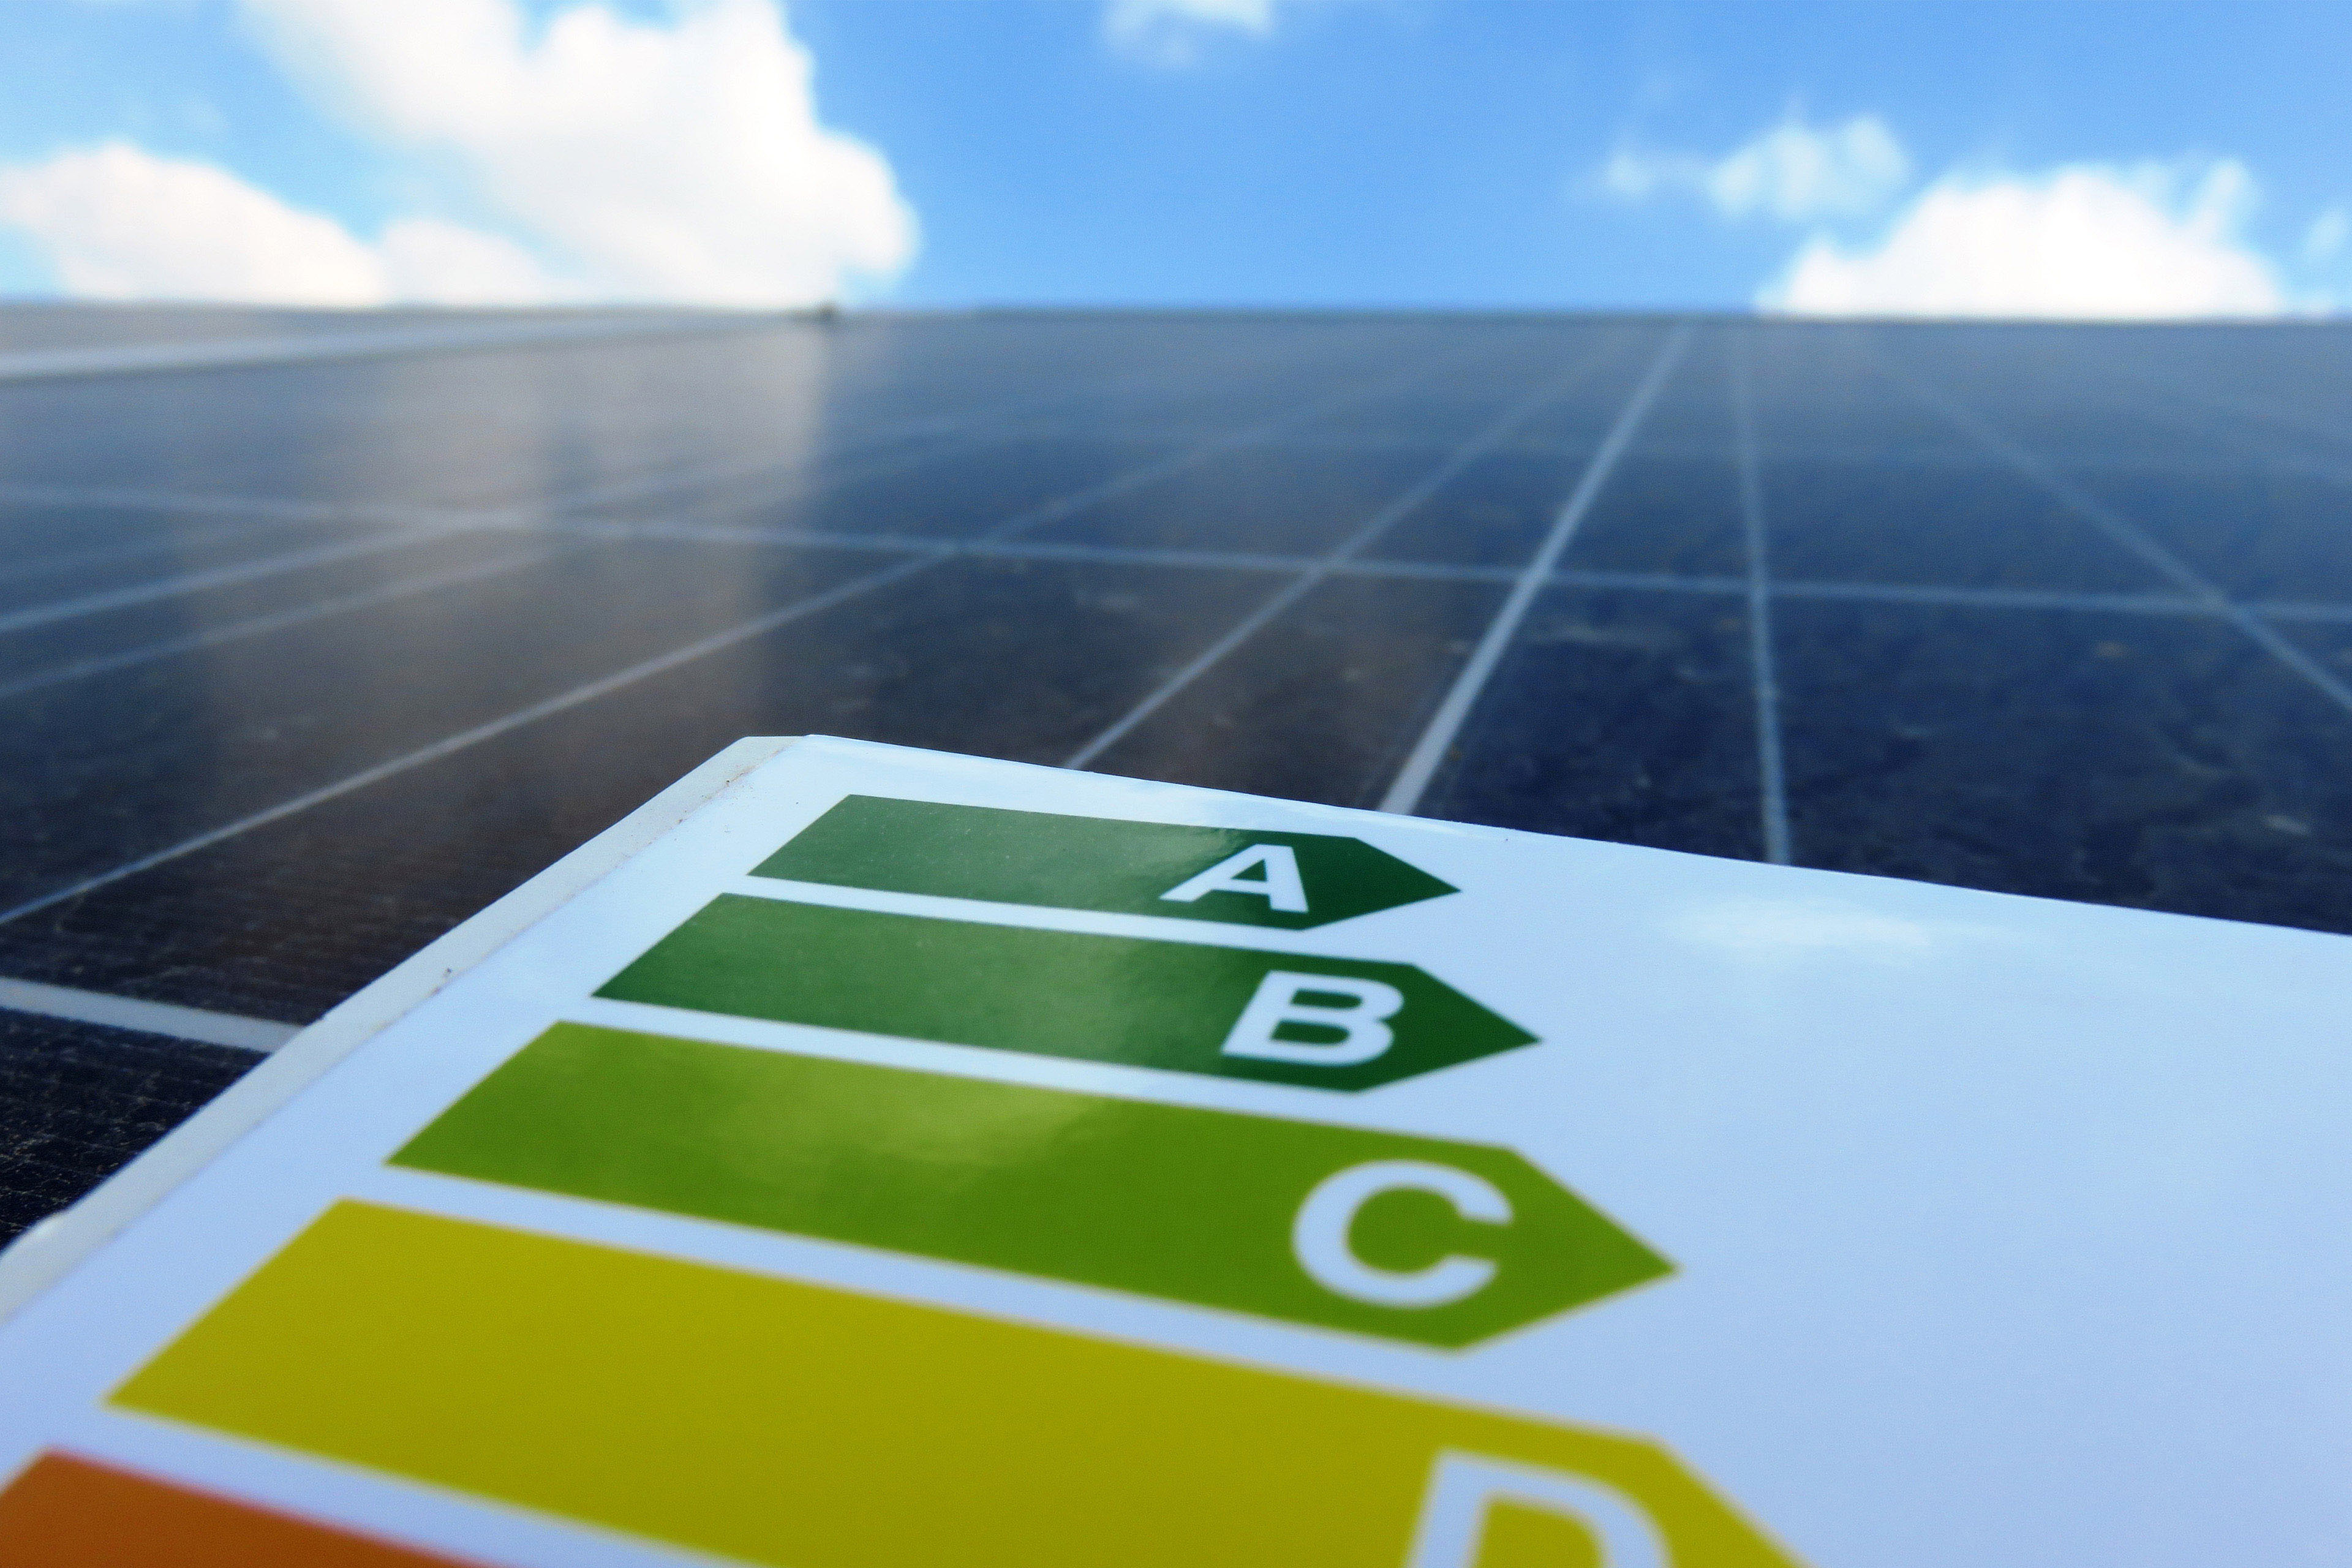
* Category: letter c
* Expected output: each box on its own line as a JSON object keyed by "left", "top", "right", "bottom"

{"left": 1291, "top": 1160, "right": 1510, "bottom": 1309}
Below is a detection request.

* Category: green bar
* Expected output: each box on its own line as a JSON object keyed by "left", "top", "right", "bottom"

{"left": 755, "top": 796, "right": 1456, "bottom": 930}
{"left": 394, "top": 1025, "right": 1668, "bottom": 1347}
{"left": 596, "top": 895, "right": 1533, "bottom": 1091}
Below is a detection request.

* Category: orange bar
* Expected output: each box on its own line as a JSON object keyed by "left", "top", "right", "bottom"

{"left": 0, "top": 1452, "right": 476, "bottom": 1568}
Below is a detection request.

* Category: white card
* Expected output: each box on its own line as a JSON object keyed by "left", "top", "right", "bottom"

{"left": 1, "top": 734, "right": 2346, "bottom": 1568}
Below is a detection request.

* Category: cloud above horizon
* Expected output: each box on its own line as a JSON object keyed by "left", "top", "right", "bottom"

{"left": 1765, "top": 159, "right": 2289, "bottom": 318}
{"left": 1, "top": 0, "right": 916, "bottom": 307}
{"left": 1604, "top": 114, "right": 1910, "bottom": 223}
{"left": 1102, "top": 0, "right": 1289, "bottom": 64}
{"left": 0, "top": 141, "right": 558, "bottom": 305}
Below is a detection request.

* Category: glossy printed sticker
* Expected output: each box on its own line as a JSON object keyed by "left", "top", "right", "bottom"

{"left": 755, "top": 795, "right": 1458, "bottom": 930}
{"left": 595, "top": 895, "right": 1536, "bottom": 1090}
{"left": 392, "top": 1023, "right": 1668, "bottom": 1346}
{"left": 115, "top": 1204, "right": 1800, "bottom": 1568}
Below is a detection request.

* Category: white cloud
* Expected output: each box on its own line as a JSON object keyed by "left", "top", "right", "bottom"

{"left": 0, "top": 140, "right": 556, "bottom": 304}
{"left": 1602, "top": 114, "right": 1910, "bottom": 223}
{"left": 235, "top": 0, "right": 915, "bottom": 306}
{"left": 1104, "top": 0, "right": 1279, "bottom": 63}
{"left": 1764, "top": 159, "right": 2286, "bottom": 319}
{"left": 1707, "top": 115, "right": 1909, "bottom": 221}
{"left": 1, "top": 0, "right": 916, "bottom": 306}
{"left": 1599, "top": 145, "right": 1706, "bottom": 203}
{"left": 376, "top": 216, "right": 568, "bottom": 303}
{"left": 2304, "top": 206, "right": 2348, "bottom": 263}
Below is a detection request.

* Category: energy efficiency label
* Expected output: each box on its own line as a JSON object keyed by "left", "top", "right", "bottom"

{"left": 2, "top": 735, "right": 2349, "bottom": 1567}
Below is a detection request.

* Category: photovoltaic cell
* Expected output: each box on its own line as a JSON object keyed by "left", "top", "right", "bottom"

{"left": 4, "top": 305, "right": 2352, "bottom": 1237}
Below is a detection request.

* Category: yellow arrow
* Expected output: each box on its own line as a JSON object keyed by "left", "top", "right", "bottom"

{"left": 118, "top": 1204, "right": 1806, "bottom": 1568}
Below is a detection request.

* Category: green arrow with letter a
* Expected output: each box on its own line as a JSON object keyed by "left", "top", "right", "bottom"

{"left": 756, "top": 796, "right": 1457, "bottom": 930}
{"left": 597, "top": 895, "right": 1533, "bottom": 1091}
{"left": 395, "top": 1023, "right": 1669, "bottom": 1348}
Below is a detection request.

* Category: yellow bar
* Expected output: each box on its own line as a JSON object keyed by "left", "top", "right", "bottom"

{"left": 116, "top": 1204, "right": 1800, "bottom": 1568}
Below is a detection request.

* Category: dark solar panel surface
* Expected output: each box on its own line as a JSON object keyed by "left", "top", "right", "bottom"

{"left": 5, "top": 305, "right": 2352, "bottom": 1238}
{"left": 0, "top": 1011, "right": 259, "bottom": 1240}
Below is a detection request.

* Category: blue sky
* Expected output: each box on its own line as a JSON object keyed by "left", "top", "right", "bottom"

{"left": 3, "top": 1, "right": 2348, "bottom": 315}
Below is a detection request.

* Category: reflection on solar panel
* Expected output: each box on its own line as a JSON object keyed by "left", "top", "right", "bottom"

{"left": 4, "top": 305, "right": 2351, "bottom": 1237}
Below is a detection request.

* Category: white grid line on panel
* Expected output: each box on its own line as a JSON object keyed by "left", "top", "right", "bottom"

{"left": 0, "top": 320, "right": 1362, "bottom": 557}
{"left": 1731, "top": 330, "right": 1793, "bottom": 866}
{"left": 1882, "top": 352, "right": 2352, "bottom": 725}
{"left": 502, "top": 518, "right": 2285, "bottom": 616}
{"left": 1062, "top": 337, "right": 1629, "bottom": 771}
{"left": 0, "top": 353, "right": 1216, "bottom": 638}
{"left": 0, "top": 311, "right": 778, "bottom": 386}
{"left": 0, "top": 555, "right": 948, "bottom": 930}
{"left": 0, "top": 482, "right": 466, "bottom": 530}
{"left": 0, "top": 522, "right": 490, "bottom": 637}
{"left": 614, "top": 323, "right": 1524, "bottom": 524}
{"left": 9, "top": 426, "right": 2334, "bottom": 561}
{"left": 0, "top": 336, "right": 1482, "bottom": 929}
{"left": 2149, "top": 378, "right": 2352, "bottom": 459}
{"left": 0, "top": 517, "right": 329, "bottom": 592}
{"left": 0, "top": 547, "right": 570, "bottom": 703}
{"left": 1379, "top": 320, "right": 1695, "bottom": 815}
{"left": 1768, "top": 579, "right": 2209, "bottom": 614}
{"left": 0, "top": 978, "right": 298, "bottom": 1053}
{"left": 540, "top": 327, "right": 1329, "bottom": 526}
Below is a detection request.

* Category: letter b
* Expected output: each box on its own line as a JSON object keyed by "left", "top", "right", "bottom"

{"left": 1221, "top": 970, "right": 1403, "bottom": 1067}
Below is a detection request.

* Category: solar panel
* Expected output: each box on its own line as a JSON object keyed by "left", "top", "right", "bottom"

{"left": 6, "top": 306, "right": 2352, "bottom": 1240}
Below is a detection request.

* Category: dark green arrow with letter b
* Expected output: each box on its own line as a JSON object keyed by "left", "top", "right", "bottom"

{"left": 597, "top": 895, "right": 1532, "bottom": 1091}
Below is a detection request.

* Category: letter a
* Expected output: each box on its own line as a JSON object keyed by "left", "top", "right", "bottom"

{"left": 1159, "top": 844, "right": 1309, "bottom": 913}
